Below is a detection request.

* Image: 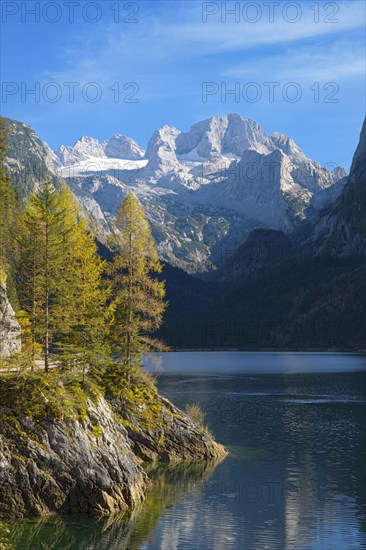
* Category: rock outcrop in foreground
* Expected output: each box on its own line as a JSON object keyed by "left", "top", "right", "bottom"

{"left": 0, "top": 381, "right": 226, "bottom": 519}
{"left": 0, "top": 282, "right": 21, "bottom": 358}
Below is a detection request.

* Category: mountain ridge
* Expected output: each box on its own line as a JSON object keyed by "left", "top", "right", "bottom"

{"left": 3, "top": 114, "right": 348, "bottom": 274}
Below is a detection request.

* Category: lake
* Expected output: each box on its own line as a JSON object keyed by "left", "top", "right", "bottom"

{"left": 5, "top": 352, "right": 366, "bottom": 549}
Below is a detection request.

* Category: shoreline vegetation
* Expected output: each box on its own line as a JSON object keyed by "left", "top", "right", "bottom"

{"left": 0, "top": 119, "right": 227, "bottom": 529}
{"left": 0, "top": 368, "right": 226, "bottom": 522}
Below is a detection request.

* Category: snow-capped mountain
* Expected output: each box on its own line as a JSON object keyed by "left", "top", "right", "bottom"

{"left": 4, "top": 114, "right": 347, "bottom": 273}
{"left": 104, "top": 134, "right": 145, "bottom": 160}
{"left": 56, "top": 134, "right": 145, "bottom": 166}
{"left": 51, "top": 114, "right": 346, "bottom": 272}
{"left": 56, "top": 136, "right": 105, "bottom": 164}
{"left": 175, "top": 114, "right": 272, "bottom": 158}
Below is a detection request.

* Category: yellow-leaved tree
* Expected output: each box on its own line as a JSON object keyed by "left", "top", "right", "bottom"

{"left": 0, "top": 117, "right": 16, "bottom": 283}
{"left": 16, "top": 179, "right": 108, "bottom": 373}
{"left": 109, "top": 192, "right": 167, "bottom": 386}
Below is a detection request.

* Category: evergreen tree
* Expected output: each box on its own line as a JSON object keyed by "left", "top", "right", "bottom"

{"left": 109, "top": 193, "right": 167, "bottom": 385}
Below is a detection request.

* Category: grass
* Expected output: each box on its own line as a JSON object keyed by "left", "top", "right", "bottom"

{"left": 0, "top": 369, "right": 101, "bottom": 424}
{"left": 185, "top": 403, "right": 213, "bottom": 436}
{"left": 0, "top": 522, "right": 15, "bottom": 550}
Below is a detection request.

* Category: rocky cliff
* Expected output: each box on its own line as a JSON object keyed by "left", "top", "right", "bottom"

{"left": 3, "top": 115, "right": 347, "bottom": 274}
{"left": 303, "top": 117, "right": 366, "bottom": 256}
{"left": 0, "top": 282, "right": 21, "bottom": 357}
{"left": 0, "top": 374, "right": 226, "bottom": 520}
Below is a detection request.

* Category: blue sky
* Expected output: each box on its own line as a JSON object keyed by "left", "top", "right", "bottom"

{"left": 1, "top": 0, "right": 365, "bottom": 169}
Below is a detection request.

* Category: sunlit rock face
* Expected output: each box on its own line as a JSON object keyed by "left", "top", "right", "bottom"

{"left": 53, "top": 114, "right": 346, "bottom": 272}
{"left": 0, "top": 390, "right": 226, "bottom": 519}
{"left": 0, "top": 281, "right": 21, "bottom": 358}
{"left": 5, "top": 115, "right": 348, "bottom": 274}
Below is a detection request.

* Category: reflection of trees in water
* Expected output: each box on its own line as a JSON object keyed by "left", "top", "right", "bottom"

{"left": 8, "top": 459, "right": 224, "bottom": 550}
{"left": 125, "top": 460, "right": 225, "bottom": 550}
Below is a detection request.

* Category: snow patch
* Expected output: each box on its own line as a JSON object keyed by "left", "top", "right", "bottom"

{"left": 58, "top": 157, "right": 148, "bottom": 178}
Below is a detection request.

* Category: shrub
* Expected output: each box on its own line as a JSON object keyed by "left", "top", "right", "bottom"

{"left": 185, "top": 403, "right": 205, "bottom": 427}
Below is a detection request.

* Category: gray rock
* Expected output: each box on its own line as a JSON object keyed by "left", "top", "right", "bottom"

{"left": 304, "top": 117, "right": 366, "bottom": 256}
{"left": 0, "top": 392, "right": 226, "bottom": 519}
{"left": 114, "top": 395, "right": 227, "bottom": 463}
{"left": 0, "top": 281, "right": 21, "bottom": 357}
{"left": 105, "top": 134, "right": 145, "bottom": 160}
{"left": 56, "top": 136, "right": 105, "bottom": 164}
{"left": 0, "top": 397, "right": 148, "bottom": 519}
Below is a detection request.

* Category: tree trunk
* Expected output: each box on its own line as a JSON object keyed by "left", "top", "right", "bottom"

{"left": 44, "top": 214, "right": 49, "bottom": 373}
{"left": 126, "top": 214, "right": 133, "bottom": 386}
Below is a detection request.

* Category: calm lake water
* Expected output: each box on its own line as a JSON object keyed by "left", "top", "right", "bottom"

{"left": 4, "top": 352, "right": 366, "bottom": 549}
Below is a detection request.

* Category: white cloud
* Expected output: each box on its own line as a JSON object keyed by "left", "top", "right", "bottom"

{"left": 147, "top": 0, "right": 365, "bottom": 55}
{"left": 40, "top": 1, "right": 365, "bottom": 104}
{"left": 222, "top": 40, "right": 366, "bottom": 82}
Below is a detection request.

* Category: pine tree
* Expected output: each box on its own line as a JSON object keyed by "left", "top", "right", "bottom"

{"left": 109, "top": 192, "right": 167, "bottom": 385}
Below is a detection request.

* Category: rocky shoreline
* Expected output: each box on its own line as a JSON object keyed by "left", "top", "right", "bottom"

{"left": 0, "top": 391, "right": 226, "bottom": 519}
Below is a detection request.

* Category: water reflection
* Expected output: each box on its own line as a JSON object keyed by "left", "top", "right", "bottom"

{"left": 4, "top": 356, "right": 366, "bottom": 549}
{"left": 157, "top": 369, "right": 366, "bottom": 549}
{"left": 6, "top": 459, "right": 225, "bottom": 550}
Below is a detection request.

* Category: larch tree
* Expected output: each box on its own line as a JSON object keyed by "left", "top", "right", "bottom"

{"left": 16, "top": 178, "right": 66, "bottom": 371}
{"left": 0, "top": 117, "right": 16, "bottom": 282}
{"left": 0, "top": 118, "right": 18, "bottom": 358}
{"left": 109, "top": 192, "right": 167, "bottom": 385}
{"left": 16, "top": 180, "right": 107, "bottom": 373}
{"left": 54, "top": 188, "right": 109, "bottom": 379}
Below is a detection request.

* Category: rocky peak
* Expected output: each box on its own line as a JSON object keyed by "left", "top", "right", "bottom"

{"left": 270, "top": 132, "right": 306, "bottom": 161}
{"left": 56, "top": 136, "right": 105, "bottom": 164}
{"left": 3, "top": 117, "right": 60, "bottom": 197}
{"left": 304, "top": 117, "right": 366, "bottom": 256}
{"left": 104, "top": 134, "right": 145, "bottom": 159}
{"left": 348, "top": 117, "right": 366, "bottom": 185}
{"left": 144, "top": 125, "right": 181, "bottom": 177}
{"left": 330, "top": 166, "right": 347, "bottom": 183}
{"left": 176, "top": 114, "right": 272, "bottom": 160}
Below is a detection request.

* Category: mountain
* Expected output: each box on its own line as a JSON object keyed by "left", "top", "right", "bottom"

{"left": 3, "top": 114, "right": 347, "bottom": 274}
{"left": 51, "top": 114, "right": 346, "bottom": 273}
{"left": 219, "top": 117, "right": 366, "bottom": 283}
{"left": 104, "top": 134, "right": 145, "bottom": 160}
{"left": 56, "top": 134, "right": 145, "bottom": 165}
{"left": 218, "top": 229, "right": 297, "bottom": 282}
{"left": 159, "top": 255, "right": 366, "bottom": 350}
{"left": 2, "top": 114, "right": 365, "bottom": 350}
{"left": 303, "top": 118, "right": 366, "bottom": 256}
{"left": 159, "top": 118, "right": 366, "bottom": 350}
{"left": 3, "top": 118, "right": 60, "bottom": 197}
{"left": 56, "top": 136, "right": 105, "bottom": 164}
